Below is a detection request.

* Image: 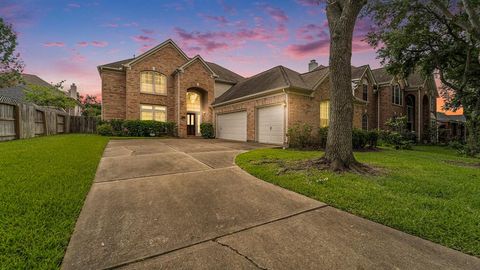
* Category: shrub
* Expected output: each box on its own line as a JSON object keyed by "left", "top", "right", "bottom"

{"left": 200, "top": 123, "right": 215, "bottom": 138}
{"left": 122, "top": 120, "right": 176, "bottom": 137}
{"left": 287, "top": 123, "right": 314, "bottom": 149}
{"left": 366, "top": 130, "right": 379, "bottom": 148}
{"left": 97, "top": 124, "right": 113, "bottom": 136}
{"left": 109, "top": 119, "right": 125, "bottom": 135}
{"left": 318, "top": 127, "right": 328, "bottom": 149}
{"left": 352, "top": 129, "right": 368, "bottom": 149}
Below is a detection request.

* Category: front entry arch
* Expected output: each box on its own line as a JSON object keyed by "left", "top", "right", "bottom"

{"left": 186, "top": 89, "right": 205, "bottom": 136}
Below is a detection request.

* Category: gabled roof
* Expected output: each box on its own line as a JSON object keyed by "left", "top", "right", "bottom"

{"left": 177, "top": 55, "right": 218, "bottom": 77}
{"left": 214, "top": 66, "right": 309, "bottom": 105}
{"left": 371, "top": 67, "right": 395, "bottom": 84}
{"left": 206, "top": 62, "right": 244, "bottom": 84}
{"left": 351, "top": 65, "right": 369, "bottom": 80}
{"left": 300, "top": 66, "right": 330, "bottom": 89}
{"left": 407, "top": 72, "right": 426, "bottom": 87}
{"left": 125, "top": 39, "right": 189, "bottom": 67}
{"left": 0, "top": 74, "right": 54, "bottom": 103}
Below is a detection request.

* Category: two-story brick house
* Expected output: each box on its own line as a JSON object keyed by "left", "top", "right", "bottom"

{"left": 99, "top": 39, "right": 438, "bottom": 144}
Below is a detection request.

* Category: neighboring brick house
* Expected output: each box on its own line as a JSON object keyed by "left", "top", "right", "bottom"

{"left": 99, "top": 39, "right": 438, "bottom": 144}
{"left": 436, "top": 112, "right": 466, "bottom": 143}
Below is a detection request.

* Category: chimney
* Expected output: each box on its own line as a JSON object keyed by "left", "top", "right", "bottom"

{"left": 308, "top": 59, "right": 318, "bottom": 71}
{"left": 69, "top": 83, "right": 78, "bottom": 99}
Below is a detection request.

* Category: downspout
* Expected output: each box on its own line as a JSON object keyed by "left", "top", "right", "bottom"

{"left": 283, "top": 89, "right": 289, "bottom": 149}
{"left": 418, "top": 88, "right": 421, "bottom": 141}
{"left": 377, "top": 87, "right": 380, "bottom": 130}
{"left": 177, "top": 71, "right": 181, "bottom": 136}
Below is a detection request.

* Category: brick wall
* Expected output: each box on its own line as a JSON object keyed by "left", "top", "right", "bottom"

{"left": 125, "top": 44, "right": 187, "bottom": 120}
{"left": 101, "top": 70, "right": 126, "bottom": 120}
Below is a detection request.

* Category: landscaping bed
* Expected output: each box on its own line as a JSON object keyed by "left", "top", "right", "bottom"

{"left": 0, "top": 135, "right": 109, "bottom": 269}
{"left": 236, "top": 146, "right": 480, "bottom": 257}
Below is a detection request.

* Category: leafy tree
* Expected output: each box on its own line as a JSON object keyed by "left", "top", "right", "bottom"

{"left": 81, "top": 94, "right": 101, "bottom": 117}
{"left": 324, "top": 0, "right": 367, "bottom": 171}
{"left": 25, "top": 81, "right": 77, "bottom": 110}
{"left": 0, "top": 17, "right": 24, "bottom": 88}
{"left": 366, "top": 0, "right": 480, "bottom": 156}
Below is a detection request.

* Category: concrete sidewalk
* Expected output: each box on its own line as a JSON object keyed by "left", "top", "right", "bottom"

{"left": 62, "top": 139, "right": 480, "bottom": 270}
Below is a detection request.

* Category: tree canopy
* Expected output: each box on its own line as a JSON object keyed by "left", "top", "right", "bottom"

{"left": 0, "top": 17, "right": 24, "bottom": 88}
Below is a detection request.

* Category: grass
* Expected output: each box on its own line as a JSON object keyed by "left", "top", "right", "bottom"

{"left": 236, "top": 146, "right": 480, "bottom": 257}
{"left": 0, "top": 135, "right": 109, "bottom": 269}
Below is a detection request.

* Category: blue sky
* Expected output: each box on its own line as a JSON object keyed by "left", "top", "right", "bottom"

{"left": 1, "top": 0, "right": 381, "bottom": 97}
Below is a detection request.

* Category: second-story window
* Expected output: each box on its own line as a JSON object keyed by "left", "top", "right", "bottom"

{"left": 362, "top": 84, "right": 368, "bottom": 101}
{"left": 392, "top": 84, "right": 402, "bottom": 105}
{"left": 140, "top": 71, "right": 167, "bottom": 95}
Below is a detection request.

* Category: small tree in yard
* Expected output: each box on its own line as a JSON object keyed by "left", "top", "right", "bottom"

{"left": 366, "top": 0, "right": 480, "bottom": 156}
{"left": 323, "top": 0, "right": 368, "bottom": 171}
{"left": 25, "top": 81, "right": 77, "bottom": 110}
{"left": 0, "top": 17, "right": 24, "bottom": 88}
{"left": 81, "top": 94, "right": 102, "bottom": 117}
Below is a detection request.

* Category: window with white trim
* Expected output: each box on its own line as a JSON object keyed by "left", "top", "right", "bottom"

{"left": 140, "top": 104, "right": 166, "bottom": 121}
{"left": 140, "top": 71, "right": 167, "bottom": 94}
{"left": 392, "top": 84, "right": 402, "bottom": 105}
{"left": 319, "top": 100, "right": 330, "bottom": 128}
{"left": 362, "top": 84, "right": 368, "bottom": 101}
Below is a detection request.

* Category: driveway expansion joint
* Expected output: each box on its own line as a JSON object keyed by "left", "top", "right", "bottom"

{"left": 98, "top": 205, "right": 329, "bottom": 270}
{"left": 213, "top": 239, "right": 268, "bottom": 270}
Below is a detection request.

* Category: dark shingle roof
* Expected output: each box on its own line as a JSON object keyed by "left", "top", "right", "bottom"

{"left": 0, "top": 74, "right": 53, "bottom": 103}
{"left": 407, "top": 72, "right": 425, "bottom": 87}
{"left": 214, "top": 66, "right": 309, "bottom": 105}
{"left": 206, "top": 62, "right": 244, "bottom": 83}
{"left": 300, "top": 66, "right": 329, "bottom": 89}
{"left": 371, "top": 67, "right": 394, "bottom": 84}
{"left": 351, "top": 65, "right": 368, "bottom": 80}
{"left": 437, "top": 112, "right": 466, "bottom": 123}
{"left": 98, "top": 58, "right": 244, "bottom": 84}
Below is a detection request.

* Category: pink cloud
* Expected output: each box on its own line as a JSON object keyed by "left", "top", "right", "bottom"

{"left": 139, "top": 44, "right": 155, "bottom": 53}
{"left": 132, "top": 35, "right": 156, "bottom": 43}
{"left": 0, "top": 2, "right": 36, "bottom": 26}
{"left": 296, "top": 23, "right": 328, "bottom": 41}
{"left": 77, "top": 41, "right": 89, "bottom": 47}
{"left": 90, "top": 41, "right": 109, "bottom": 47}
{"left": 285, "top": 39, "right": 330, "bottom": 58}
{"left": 67, "top": 3, "right": 80, "bottom": 8}
{"left": 43, "top": 42, "right": 65, "bottom": 47}
{"left": 262, "top": 4, "right": 288, "bottom": 23}
{"left": 202, "top": 15, "right": 229, "bottom": 25}
{"left": 141, "top": 29, "right": 155, "bottom": 34}
{"left": 103, "top": 23, "right": 119, "bottom": 28}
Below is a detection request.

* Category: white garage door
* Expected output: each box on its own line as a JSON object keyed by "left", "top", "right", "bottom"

{"left": 257, "top": 105, "right": 285, "bottom": 144}
{"left": 216, "top": 111, "right": 247, "bottom": 141}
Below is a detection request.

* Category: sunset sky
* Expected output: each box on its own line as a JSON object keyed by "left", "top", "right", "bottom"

{"left": 0, "top": 0, "right": 456, "bottom": 113}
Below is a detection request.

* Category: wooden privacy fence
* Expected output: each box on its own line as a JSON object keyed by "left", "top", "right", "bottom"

{"left": 0, "top": 97, "right": 97, "bottom": 142}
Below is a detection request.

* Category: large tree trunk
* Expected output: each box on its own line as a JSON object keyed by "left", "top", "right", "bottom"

{"left": 324, "top": 0, "right": 366, "bottom": 171}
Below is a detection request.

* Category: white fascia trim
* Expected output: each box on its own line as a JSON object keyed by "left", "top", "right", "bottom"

{"left": 125, "top": 39, "right": 189, "bottom": 67}
{"left": 177, "top": 55, "right": 219, "bottom": 78}
{"left": 212, "top": 87, "right": 287, "bottom": 107}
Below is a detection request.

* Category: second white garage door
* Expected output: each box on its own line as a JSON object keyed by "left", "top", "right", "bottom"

{"left": 216, "top": 111, "right": 247, "bottom": 141}
{"left": 257, "top": 105, "right": 285, "bottom": 144}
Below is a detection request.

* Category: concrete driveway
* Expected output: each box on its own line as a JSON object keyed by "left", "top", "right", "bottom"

{"left": 62, "top": 139, "right": 480, "bottom": 270}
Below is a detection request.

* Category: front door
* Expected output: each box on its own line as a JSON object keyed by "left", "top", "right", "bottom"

{"left": 187, "top": 113, "right": 196, "bottom": 135}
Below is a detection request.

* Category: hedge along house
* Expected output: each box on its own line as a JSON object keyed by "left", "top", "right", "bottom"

{"left": 99, "top": 39, "right": 438, "bottom": 144}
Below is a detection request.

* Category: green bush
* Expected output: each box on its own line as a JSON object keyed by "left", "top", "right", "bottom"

{"left": 318, "top": 127, "right": 328, "bottom": 149}
{"left": 97, "top": 124, "right": 113, "bottom": 136}
{"left": 287, "top": 123, "right": 315, "bottom": 149}
{"left": 200, "top": 123, "right": 215, "bottom": 138}
{"left": 366, "top": 130, "right": 379, "bottom": 148}
{"left": 352, "top": 129, "right": 368, "bottom": 149}
{"left": 109, "top": 119, "right": 125, "bottom": 135}
{"left": 122, "top": 120, "right": 176, "bottom": 137}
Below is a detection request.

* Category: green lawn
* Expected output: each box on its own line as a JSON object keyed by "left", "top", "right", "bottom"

{"left": 236, "top": 146, "right": 480, "bottom": 257}
{"left": 0, "top": 135, "right": 109, "bottom": 269}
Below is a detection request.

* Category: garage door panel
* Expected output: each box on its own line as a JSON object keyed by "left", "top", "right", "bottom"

{"left": 257, "top": 105, "right": 285, "bottom": 144}
{"left": 217, "top": 112, "right": 247, "bottom": 142}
